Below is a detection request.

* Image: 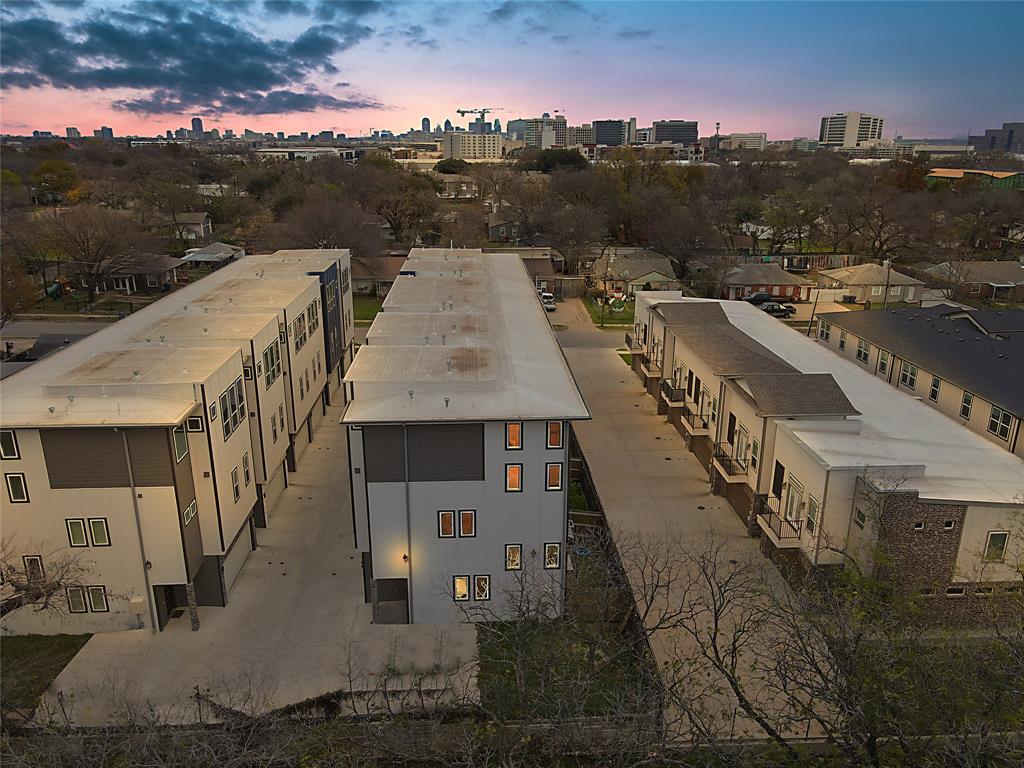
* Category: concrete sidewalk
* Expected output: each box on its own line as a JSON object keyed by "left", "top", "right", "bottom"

{"left": 43, "top": 403, "right": 476, "bottom": 726}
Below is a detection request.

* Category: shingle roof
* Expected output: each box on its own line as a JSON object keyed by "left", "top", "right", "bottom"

{"left": 657, "top": 301, "right": 729, "bottom": 327}
{"left": 818, "top": 307, "right": 1024, "bottom": 414}
{"left": 735, "top": 373, "right": 860, "bottom": 417}
{"left": 725, "top": 263, "right": 814, "bottom": 286}
{"left": 819, "top": 263, "right": 924, "bottom": 287}
{"left": 670, "top": 323, "right": 796, "bottom": 376}
{"left": 591, "top": 248, "right": 676, "bottom": 281}
{"left": 959, "top": 309, "right": 1024, "bottom": 335}
{"left": 926, "top": 260, "right": 1024, "bottom": 286}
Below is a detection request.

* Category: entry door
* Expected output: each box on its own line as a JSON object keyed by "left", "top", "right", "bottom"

{"left": 771, "top": 461, "right": 785, "bottom": 499}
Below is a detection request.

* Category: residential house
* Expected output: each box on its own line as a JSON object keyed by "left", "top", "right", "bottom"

{"left": 722, "top": 262, "right": 814, "bottom": 301}
{"left": 627, "top": 294, "right": 1024, "bottom": 626}
{"left": 925, "top": 260, "right": 1024, "bottom": 301}
{"left": 487, "top": 213, "right": 520, "bottom": 243}
{"left": 102, "top": 254, "right": 182, "bottom": 295}
{"left": 343, "top": 249, "right": 590, "bottom": 624}
{"left": 430, "top": 173, "right": 479, "bottom": 200}
{"left": 351, "top": 256, "right": 406, "bottom": 296}
{"left": 818, "top": 263, "right": 924, "bottom": 304}
{"left": 815, "top": 305, "right": 1024, "bottom": 458}
{"left": 151, "top": 212, "right": 214, "bottom": 241}
{"left": 589, "top": 247, "right": 680, "bottom": 296}
{"left": 181, "top": 242, "right": 245, "bottom": 269}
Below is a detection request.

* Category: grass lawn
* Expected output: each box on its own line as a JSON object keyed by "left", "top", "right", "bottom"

{"left": 353, "top": 295, "right": 384, "bottom": 323}
{"left": 582, "top": 295, "right": 634, "bottom": 327}
{"left": 619, "top": 352, "right": 632, "bottom": 366}
{"left": 1, "top": 634, "right": 91, "bottom": 711}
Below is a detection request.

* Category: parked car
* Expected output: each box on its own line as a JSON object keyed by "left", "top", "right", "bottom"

{"left": 761, "top": 302, "right": 796, "bottom": 318}
{"left": 542, "top": 295, "right": 557, "bottom": 312}
{"left": 742, "top": 292, "right": 772, "bottom": 305}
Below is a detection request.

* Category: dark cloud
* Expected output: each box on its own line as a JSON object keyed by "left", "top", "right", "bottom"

{"left": 551, "top": 33, "right": 570, "bottom": 43}
{"left": 0, "top": 2, "right": 380, "bottom": 115}
{"left": 2, "top": 0, "right": 45, "bottom": 16}
{"left": 488, "top": 1, "right": 524, "bottom": 21}
{"left": 263, "top": 0, "right": 309, "bottom": 14}
{"left": 618, "top": 27, "right": 653, "bottom": 39}
{"left": 45, "top": 0, "right": 86, "bottom": 7}
{"left": 314, "top": 0, "right": 382, "bottom": 20}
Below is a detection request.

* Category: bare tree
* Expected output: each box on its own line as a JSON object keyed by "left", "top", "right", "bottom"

{"left": 274, "top": 192, "right": 381, "bottom": 256}
{"left": 0, "top": 539, "right": 93, "bottom": 618}
{"left": 1, "top": 256, "right": 39, "bottom": 327}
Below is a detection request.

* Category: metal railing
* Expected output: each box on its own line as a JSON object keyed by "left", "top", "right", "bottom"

{"left": 660, "top": 380, "right": 686, "bottom": 403}
{"left": 713, "top": 443, "right": 747, "bottom": 476}
{"left": 754, "top": 494, "right": 802, "bottom": 540}
{"left": 624, "top": 332, "right": 640, "bottom": 350}
{"left": 680, "top": 404, "right": 709, "bottom": 431}
{"left": 640, "top": 353, "right": 661, "bottom": 372}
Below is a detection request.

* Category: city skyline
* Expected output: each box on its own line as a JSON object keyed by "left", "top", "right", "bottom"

{"left": 1, "top": 1, "right": 1022, "bottom": 140}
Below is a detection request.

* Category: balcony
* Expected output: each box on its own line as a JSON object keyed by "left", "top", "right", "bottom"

{"left": 712, "top": 443, "right": 748, "bottom": 482}
{"left": 640, "top": 353, "right": 662, "bottom": 377}
{"left": 754, "top": 494, "right": 802, "bottom": 548}
{"left": 660, "top": 380, "right": 686, "bottom": 406}
{"left": 624, "top": 332, "right": 641, "bottom": 352}
{"left": 678, "top": 404, "right": 710, "bottom": 436}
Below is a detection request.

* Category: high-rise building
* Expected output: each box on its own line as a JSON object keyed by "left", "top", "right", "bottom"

{"left": 277, "top": 131, "right": 285, "bottom": 140}
{"left": 66, "top": 127, "right": 81, "bottom": 138}
{"left": 191, "top": 117, "right": 204, "bottom": 136}
{"left": 441, "top": 131, "right": 502, "bottom": 160}
{"left": 224, "top": 129, "right": 235, "bottom": 139}
{"left": 443, "top": 118, "right": 453, "bottom": 132}
{"left": 968, "top": 122, "right": 1024, "bottom": 154}
{"left": 818, "top": 112, "right": 884, "bottom": 148}
{"left": 166, "top": 130, "right": 174, "bottom": 140}
{"left": 421, "top": 117, "right": 431, "bottom": 133}
{"left": 493, "top": 118, "right": 501, "bottom": 134}
{"left": 318, "top": 130, "right": 334, "bottom": 141}
{"left": 517, "top": 115, "right": 567, "bottom": 148}
{"left": 93, "top": 126, "right": 114, "bottom": 139}
{"left": 593, "top": 119, "right": 627, "bottom": 147}
{"left": 651, "top": 120, "right": 699, "bottom": 145}
{"left": 720, "top": 132, "right": 768, "bottom": 151}
{"left": 567, "top": 124, "right": 595, "bottom": 145}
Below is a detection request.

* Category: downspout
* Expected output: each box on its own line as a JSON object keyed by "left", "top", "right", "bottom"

{"left": 403, "top": 425, "right": 413, "bottom": 623}
{"left": 121, "top": 429, "right": 158, "bottom": 633}
{"left": 815, "top": 470, "right": 831, "bottom": 567}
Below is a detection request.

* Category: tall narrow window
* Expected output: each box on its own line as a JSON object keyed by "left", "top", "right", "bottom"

{"left": 67, "top": 587, "right": 87, "bottom": 613}
{"left": 505, "top": 422, "right": 522, "bottom": 450}
{"left": 88, "top": 518, "right": 110, "bottom": 547}
{"left": 818, "top": 320, "right": 831, "bottom": 342}
{"left": 453, "top": 575, "right": 470, "bottom": 602}
{"left": 806, "top": 496, "right": 819, "bottom": 535}
{"left": 929, "top": 376, "right": 941, "bottom": 402}
{"left": 66, "top": 519, "right": 88, "bottom": 547}
{"left": 173, "top": 424, "right": 189, "bottom": 462}
{"left": 960, "top": 392, "right": 974, "bottom": 420}
{"left": 459, "top": 509, "right": 476, "bottom": 537}
{"left": 183, "top": 499, "right": 197, "bottom": 525}
{"left": 87, "top": 585, "right": 109, "bottom": 612}
{"left": 5, "top": 473, "right": 28, "bottom": 503}
{"left": 0, "top": 430, "right": 19, "bottom": 459}
{"left": 878, "top": 350, "right": 890, "bottom": 374}
{"left": 750, "top": 439, "right": 760, "bottom": 470}
{"left": 984, "top": 531, "right": 1009, "bottom": 562}
{"left": 242, "top": 453, "right": 251, "bottom": 486}
{"left": 505, "top": 464, "right": 522, "bottom": 492}
{"left": 438, "top": 510, "right": 455, "bottom": 538}
{"left": 545, "top": 462, "right": 563, "bottom": 491}
{"left": 271, "top": 414, "right": 278, "bottom": 443}
{"left": 899, "top": 361, "right": 917, "bottom": 390}
{"left": 988, "top": 406, "right": 1012, "bottom": 440}
{"left": 231, "top": 467, "right": 240, "bottom": 502}
{"left": 505, "top": 544, "right": 522, "bottom": 570}
{"left": 838, "top": 329, "right": 847, "bottom": 351}
{"left": 474, "top": 575, "right": 490, "bottom": 601}
{"left": 856, "top": 339, "right": 870, "bottom": 363}
{"left": 544, "top": 543, "right": 561, "bottom": 570}
{"left": 546, "top": 421, "right": 563, "bottom": 449}
{"left": 23, "top": 555, "right": 43, "bottom": 583}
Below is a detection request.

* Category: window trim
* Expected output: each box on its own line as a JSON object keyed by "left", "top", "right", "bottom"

{"left": 23, "top": 555, "right": 43, "bottom": 582}
{"left": 88, "top": 518, "right": 110, "bottom": 547}
{"left": 505, "top": 543, "right": 523, "bottom": 571}
{"left": 0, "top": 429, "right": 20, "bottom": 460}
{"left": 505, "top": 421, "right": 523, "bottom": 450}
{"left": 855, "top": 339, "right": 870, "bottom": 363}
{"left": 183, "top": 499, "right": 197, "bottom": 525}
{"left": 66, "top": 518, "right": 88, "bottom": 548}
{"left": 67, "top": 586, "right": 87, "bottom": 614}
{"left": 438, "top": 510, "right": 455, "bottom": 538}
{"left": 987, "top": 406, "right": 1012, "bottom": 441}
{"left": 5, "top": 472, "right": 29, "bottom": 503}
{"left": 473, "top": 574, "right": 491, "bottom": 601}
{"left": 546, "top": 421, "right": 563, "bottom": 449}
{"left": 172, "top": 424, "right": 189, "bottom": 462}
{"left": 86, "top": 585, "right": 109, "bottom": 612}
{"left": 231, "top": 467, "right": 240, "bottom": 502}
{"left": 878, "top": 350, "right": 890, "bottom": 374}
{"left": 854, "top": 508, "right": 866, "bottom": 529}
{"left": 242, "top": 452, "right": 252, "bottom": 486}
{"left": 545, "top": 462, "right": 563, "bottom": 491}
{"left": 898, "top": 361, "right": 917, "bottom": 390}
{"left": 960, "top": 391, "right": 974, "bottom": 420}
{"left": 838, "top": 329, "right": 847, "bottom": 351}
{"left": 928, "top": 376, "right": 941, "bottom": 402}
{"left": 185, "top": 417, "right": 204, "bottom": 432}
{"left": 983, "top": 531, "right": 1009, "bottom": 563}
{"left": 505, "top": 463, "right": 523, "bottom": 493}
{"left": 458, "top": 509, "right": 476, "bottom": 538}
{"left": 452, "top": 575, "right": 470, "bottom": 602}
{"left": 544, "top": 542, "right": 561, "bottom": 570}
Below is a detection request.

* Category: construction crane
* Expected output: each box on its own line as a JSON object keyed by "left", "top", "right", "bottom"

{"left": 456, "top": 107, "right": 498, "bottom": 123}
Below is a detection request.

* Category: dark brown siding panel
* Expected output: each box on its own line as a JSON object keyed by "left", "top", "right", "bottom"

{"left": 127, "top": 428, "right": 175, "bottom": 487}
{"left": 40, "top": 429, "right": 129, "bottom": 489}
{"left": 407, "top": 423, "right": 484, "bottom": 482}
{"left": 172, "top": 441, "right": 203, "bottom": 580}
{"left": 363, "top": 426, "right": 406, "bottom": 482}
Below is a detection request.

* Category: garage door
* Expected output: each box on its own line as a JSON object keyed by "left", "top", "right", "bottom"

{"left": 263, "top": 461, "right": 287, "bottom": 522}
{"left": 222, "top": 523, "right": 253, "bottom": 597}
{"left": 292, "top": 414, "right": 311, "bottom": 466}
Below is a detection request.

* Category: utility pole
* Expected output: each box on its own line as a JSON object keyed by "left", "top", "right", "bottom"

{"left": 713, "top": 122, "right": 720, "bottom": 161}
{"left": 882, "top": 258, "right": 892, "bottom": 310}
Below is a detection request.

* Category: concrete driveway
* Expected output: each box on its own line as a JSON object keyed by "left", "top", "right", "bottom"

{"left": 44, "top": 402, "right": 476, "bottom": 726}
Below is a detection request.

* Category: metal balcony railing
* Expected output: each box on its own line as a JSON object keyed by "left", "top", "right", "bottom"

{"left": 680, "top": 404, "right": 709, "bottom": 431}
{"left": 660, "top": 380, "right": 686, "bottom": 403}
{"left": 713, "top": 443, "right": 747, "bottom": 476}
{"left": 755, "top": 494, "right": 802, "bottom": 540}
{"left": 640, "top": 353, "right": 661, "bottom": 372}
{"left": 624, "top": 332, "right": 640, "bottom": 350}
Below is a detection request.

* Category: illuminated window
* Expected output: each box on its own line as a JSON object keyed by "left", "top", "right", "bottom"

{"left": 505, "top": 422, "right": 522, "bottom": 450}
{"left": 505, "top": 544, "right": 522, "bottom": 570}
{"left": 453, "top": 575, "right": 469, "bottom": 601}
{"left": 544, "top": 543, "right": 560, "bottom": 569}
{"left": 545, "top": 462, "right": 562, "bottom": 491}
{"left": 474, "top": 575, "right": 490, "bottom": 601}
{"left": 438, "top": 510, "right": 455, "bottom": 538}
{"left": 505, "top": 464, "right": 522, "bottom": 492}
{"left": 546, "top": 421, "right": 563, "bottom": 449}
{"left": 459, "top": 509, "right": 476, "bottom": 537}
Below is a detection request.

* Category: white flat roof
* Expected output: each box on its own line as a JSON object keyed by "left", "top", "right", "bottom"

{"left": 343, "top": 250, "right": 590, "bottom": 423}
{"left": 711, "top": 299, "right": 1023, "bottom": 506}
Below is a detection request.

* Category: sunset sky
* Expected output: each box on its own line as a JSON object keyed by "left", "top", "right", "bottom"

{"left": 1, "top": 0, "right": 1021, "bottom": 140}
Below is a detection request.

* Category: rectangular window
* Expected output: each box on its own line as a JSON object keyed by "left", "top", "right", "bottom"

{"left": 5, "top": 473, "right": 28, "bottom": 503}
{"left": 220, "top": 377, "right": 246, "bottom": 441}
{"left": 750, "top": 439, "right": 760, "bottom": 470}
{"left": 871, "top": 285, "right": 883, "bottom": 296}
{"left": 242, "top": 453, "right": 251, "bottom": 486}
{"left": 505, "top": 464, "right": 522, "bottom": 492}
{"left": 186, "top": 417, "right": 204, "bottom": 432}
{"left": 545, "top": 462, "right": 563, "bottom": 491}
{"left": 988, "top": 406, "right": 1012, "bottom": 441}
{"left": 960, "top": 392, "right": 974, "bottom": 420}
{"left": 271, "top": 414, "right": 278, "bottom": 443}
{"left": 23, "top": 555, "right": 43, "bottom": 583}
{"left": 891, "top": 285, "right": 901, "bottom": 296}
{"left": 735, "top": 426, "right": 749, "bottom": 468}
{"left": 438, "top": 510, "right": 455, "bottom": 537}
{"left": 66, "top": 518, "right": 88, "bottom": 547}
{"left": 856, "top": 339, "right": 870, "bottom": 363}
{"left": 231, "top": 467, "right": 240, "bottom": 502}
{"left": 453, "top": 575, "right": 469, "bottom": 601}
{"left": 86, "top": 585, "right": 108, "bottom": 612}
{"left": 505, "top": 544, "right": 522, "bottom": 570}
{"left": 806, "top": 496, "right": 819, "bottom": 535}
{"left": 183, "top": 499, "right": 197, "bottom": 525}
{"left": 878, "top": 350, "right": 890, "bottom": 374}
{"left": 546, "top": 421, "right": 563, "bottom": 449}
{"left": 838, "top": 329, "right": 847, "bottom": 351}
{"left": 984, "top": 531, "right": 1009, "bottom": 562}
{"left": 544, "top": 543, "right": 561, "bottom": 570}
{"left": 474, "top": 575, "right": 490, "bottom": 601}
{"left": 304, "top": 368, "right": 310, "bottom": 393}
{"left": 929, "top": 376, "right": 941, "bottom": 402}
{"left": 710, "top": 396, "right": 719, "bottom": 424}
{"left": 88, "top": 518, "right": 110, "bottom": 547}
{"left": 243, "top": 365, "right": 254, "bottom": 381}
{"left": 459, "top": 509, "right": 476, "bottom": 537}
{"left": 899, "top": 361, "right": 917, "bottom": 390}
{"left": 173, "top": 424, "right": 189, "bottom": 462}
{"left": 263, "top": 340, "right": 282, "bottom": 390}
{"left": 505, "top": 422, "right": 522, "bottom": 449}
{"left": 279, "top": 404, "right": 286, "bottom": 431}
{"left": 299, "top": 376, "right": 304, "bottom": 400}
{"left": 0, "top": 430, "right": 19, "bottom": 459}
{"left": 854, "top": 508, "right": 866, "bottom": 529}
{"left": 818, "top": 320, "right": 831, "bottom": 342}
{"left": 946, "top": 586, "right": 966, "bottom": 597}
{"left": 67, "top": 587, "right": 87, "bottom": 614}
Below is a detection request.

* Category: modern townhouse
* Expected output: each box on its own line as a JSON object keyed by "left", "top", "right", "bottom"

{"left": 343, "top": 249, "right": 590, "bottom": 625}
{"left": 0, "top": 249, "right": 352, "bottom": 636}
{"left": 128, "top": 313, "right": 291, "bottom": 524}
{"left": 1, "top": 346, "right": 257, "bottom": 634}
{"left": 814, "top": 306, "right": 1024, "bottom": 458}
{"left": 629, "top": 295, "right": 1024, "bottom": 625}
{"left": 188, "top": 276, "right": 328, "bottom": 472}
{"left": 244, "top": 249, "right": 355, "bottom": 401}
